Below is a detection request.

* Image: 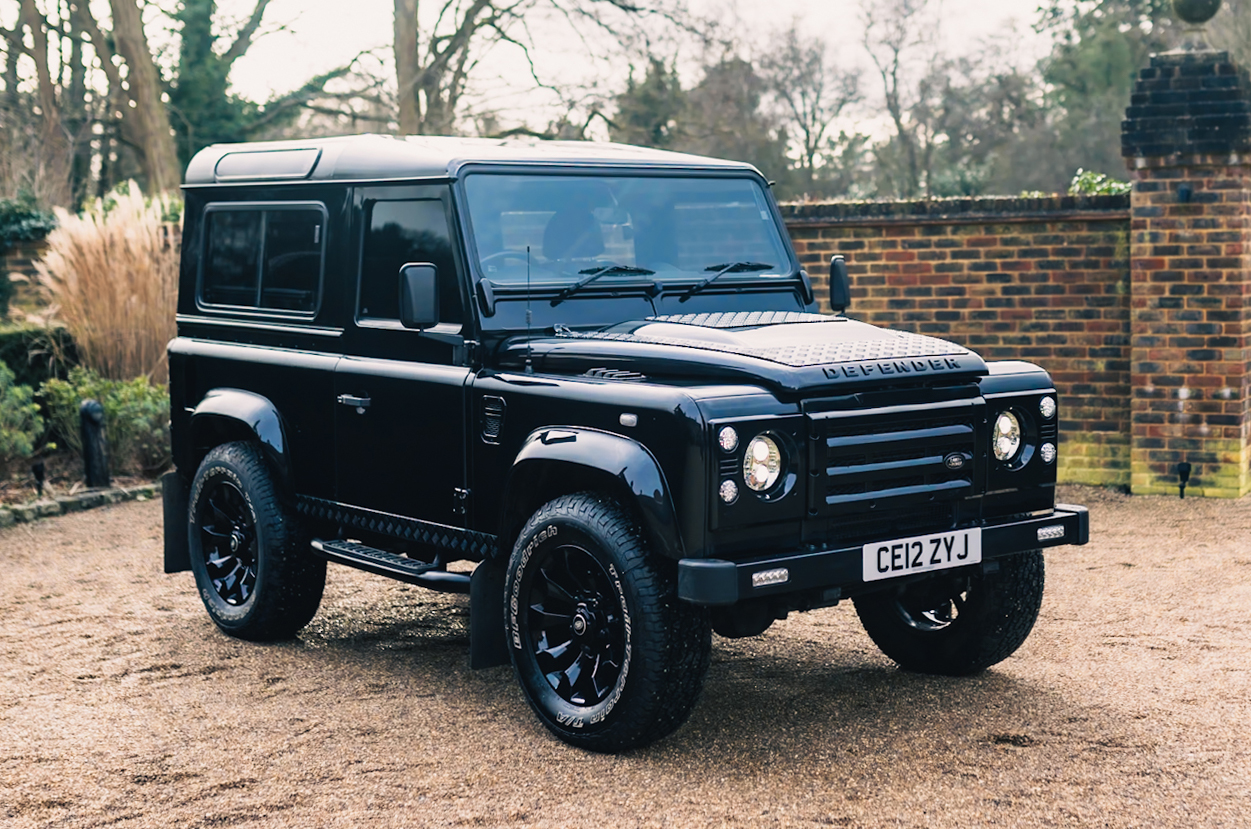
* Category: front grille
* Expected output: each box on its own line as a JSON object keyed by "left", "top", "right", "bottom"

{"left": 807, "top": 394, "right": 980, "bottom": 544}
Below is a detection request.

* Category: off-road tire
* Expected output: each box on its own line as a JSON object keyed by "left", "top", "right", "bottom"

{"left": 853, "top": 550, "right": 1045, "bottom": 676}
{"left": 188, "top": 441, "right": 325, "bottom": 641}
{"left": 505, "top": 492, "right": 711, "bottom": 753}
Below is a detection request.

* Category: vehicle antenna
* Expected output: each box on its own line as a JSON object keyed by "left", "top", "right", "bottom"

{"left": 525, "top": 245, "right": 534, "bottom": 375}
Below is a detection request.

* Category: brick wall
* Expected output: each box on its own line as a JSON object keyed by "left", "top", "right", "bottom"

{"left": 781, "top": 196, "right": 1133, "bottom": 487}
{"left": 1, "top": 238, "right": 49, "bottom": 312}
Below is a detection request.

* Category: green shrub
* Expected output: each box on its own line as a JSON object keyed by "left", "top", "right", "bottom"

{"left": 0, "top": 325, "right": 76, "bottom": 388}
{"left": 41, "top": 367, "right": 170, "bottom": 476}
{"left": 1069, "top": 169, "right": 1132, "bottom": 196}
{"left": 0, "top": 362, "right": 43, "bottom": 481}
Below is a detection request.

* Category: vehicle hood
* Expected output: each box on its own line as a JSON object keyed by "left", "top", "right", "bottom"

{"left": 499, "top": 311, "right": 987, "bottom": 394}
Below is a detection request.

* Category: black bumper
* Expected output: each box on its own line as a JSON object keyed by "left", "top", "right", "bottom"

{"left": 678, "top": 504, "right": 1089, "bottom": 606}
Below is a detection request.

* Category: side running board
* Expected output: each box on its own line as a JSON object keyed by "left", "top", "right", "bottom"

{"left": 311, "top": 539, "right": 470, "bottom": 594}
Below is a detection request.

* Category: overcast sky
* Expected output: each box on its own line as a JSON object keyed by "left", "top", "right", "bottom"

{"left": 222, "top": 0, "right": 1051, "bottom": 128}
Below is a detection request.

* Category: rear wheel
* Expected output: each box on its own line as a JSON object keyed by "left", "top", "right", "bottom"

{"left": 853, "top": 551, "right": 1044, "bottom": 676}
{"left": 505, "top": 493, "right": 711, "bottom": 752}
{"left": 188, "top": 442, "right": 325, "bottom": 641}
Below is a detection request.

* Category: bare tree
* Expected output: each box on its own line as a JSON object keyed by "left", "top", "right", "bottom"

{"left": 760, "top": 24, "right": 861, "bottom": 192}
{"left": 860, "top": 0, "right": 941, "bottom": 197}
{"left": 392, "top": 0, "right": 678, "bottom": 136}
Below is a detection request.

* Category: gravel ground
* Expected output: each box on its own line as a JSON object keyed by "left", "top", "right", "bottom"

{"left": 1, "top": 485, "right": 1249, "bottom": 828}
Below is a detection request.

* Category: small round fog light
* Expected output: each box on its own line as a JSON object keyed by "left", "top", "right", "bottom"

{"left": 719, "top": 479, "right": 739, "bottom": 504}
{"left": 718, "top": 426, "right": 739, "bottom": 453}
{"left": 1039, "top": 396, "right": 1057, "bottom": 420}
{"left": 1041, "top": 442, "right": 1057, "bottom": 464}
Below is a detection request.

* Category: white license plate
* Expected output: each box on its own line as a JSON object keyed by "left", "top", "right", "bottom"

{"left": 862, "top": 528, "right": 982, "bottom": 582}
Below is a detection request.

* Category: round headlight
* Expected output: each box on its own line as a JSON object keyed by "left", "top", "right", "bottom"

{"left": 743, "top": 435, "right": 782, "bottom": 492}
{"left": 718, "top": 426, "right": 739, "bottom": 453}
{"left": 1040, "top": 442, "right": 1057, "bottom": 464}
{"left": 1039, "top": 396, "right": 1056, "bottom": 420}
{"left": 993, "top": 412, "right": 1023, "bottom": 462}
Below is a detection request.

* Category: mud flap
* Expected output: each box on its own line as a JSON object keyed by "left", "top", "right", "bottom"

{"left": 469, "top": 557, "right": 509, "bottom": 669}
{"left": 162, "top": 470, "right": 191, "bottom": 574}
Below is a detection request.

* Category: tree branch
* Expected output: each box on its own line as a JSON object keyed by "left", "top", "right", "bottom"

{"left": 222, "top": 0, "right": 273, "bottom": 69}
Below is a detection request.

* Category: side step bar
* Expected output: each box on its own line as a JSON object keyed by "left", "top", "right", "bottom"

{"left": 311, "top": 539, "right": 471, "bottom": 594}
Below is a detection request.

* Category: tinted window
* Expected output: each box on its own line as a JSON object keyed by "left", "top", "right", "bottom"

{"left": 262, "top": 210, "right": 321, "bottom": 312}
{"left": 203, "top": 211, "right": 261, "bottom": 307}
{"left": 201, "top": 205, "right": 324, "bottom": 315}
{"left": 360, "top": 199, "right": 462, "bottom": 324}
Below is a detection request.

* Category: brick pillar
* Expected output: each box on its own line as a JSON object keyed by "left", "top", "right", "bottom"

{"left": 1122, "top": 51, "right": 1251, "bottom": 497}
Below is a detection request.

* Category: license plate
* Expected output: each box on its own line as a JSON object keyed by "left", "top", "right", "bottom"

{"left": 862, "top": 529, "right": 982, "bottom": 582}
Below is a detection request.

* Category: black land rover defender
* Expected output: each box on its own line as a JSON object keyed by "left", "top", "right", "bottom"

{"left": 163, "top": 134, "right": 1088, "bottom": 752}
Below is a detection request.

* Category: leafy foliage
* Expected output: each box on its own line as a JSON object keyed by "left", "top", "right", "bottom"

{"left": 40, "top": 368, "right": 170, "bottom": 476}
{"left": 0, "top": 361, "right": 43, "bottom": 481}
{"left": 0, "top": 326, "right": 76, "bottom": 389}
{"left": 1069, "top": 168, "right": 1133, "bottom": 195}
{"left": 0, "top": 194, "right": 58, "bottom": 249}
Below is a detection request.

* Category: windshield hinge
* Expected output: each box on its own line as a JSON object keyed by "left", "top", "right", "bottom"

{"left": 453, "top": 487, "right": 469, "bottom": 516}
{"left": 554, "top": 324, "right": 573, "bottom": 337}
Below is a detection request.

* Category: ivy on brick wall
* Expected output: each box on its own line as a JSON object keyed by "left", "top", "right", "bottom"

{"left": 0, "top": 195, "right": 57, "bottom": 319}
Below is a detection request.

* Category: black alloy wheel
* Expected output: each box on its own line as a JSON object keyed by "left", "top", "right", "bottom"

{"left": 188, "top": 442, "right": 325, "bottom": 641}
{"left": 524, "top": 543, "right": 626, "bottom": 706}
{"left": 506, "top": 493, "right": 711, "bottom": 753}
{"left": 196, "top": 477, "right": 258, "bottom": 607}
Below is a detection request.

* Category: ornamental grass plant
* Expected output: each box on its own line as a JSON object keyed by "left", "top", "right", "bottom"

{"left": 35, "top": 184, "right": 179, "bottom": 384}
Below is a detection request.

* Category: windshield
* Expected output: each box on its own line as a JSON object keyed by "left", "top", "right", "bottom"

{"left": 462, "top": 173, "right": 792, "bottom": 285}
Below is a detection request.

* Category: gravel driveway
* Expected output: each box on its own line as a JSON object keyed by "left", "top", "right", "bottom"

{"left": 2, "top": 486, "right": 1249, "bottom": 828}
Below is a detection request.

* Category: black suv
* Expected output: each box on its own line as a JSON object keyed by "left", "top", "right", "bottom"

{"left": 163, "top": 134, "right": 1088, "bottom": 752}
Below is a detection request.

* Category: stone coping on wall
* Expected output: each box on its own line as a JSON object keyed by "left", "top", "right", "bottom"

{"left": 780, "top": 194, "right": 1131, "bottom": 227}
{"left": 0, "top": 483, "right": 160, "bottom": 528}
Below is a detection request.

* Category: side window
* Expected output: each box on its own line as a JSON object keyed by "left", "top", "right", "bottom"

{"left": 261, "top": 210, "right": 321, "bottom": 312}
{"left": 200, "top": 205, "right": 324, "bottom": 315}
{"left": 203, "top": 211, "right": 262, "bottom": 307}
{"left": 360, "top": 199, "right": 462, "bottom": 324}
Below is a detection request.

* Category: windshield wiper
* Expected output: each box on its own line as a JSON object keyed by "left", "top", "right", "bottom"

{"left": 679, "top": 261, "right": 775, "bottom": 302}
{"left": 550, "top": 264, "right": 656, "bottom": 307}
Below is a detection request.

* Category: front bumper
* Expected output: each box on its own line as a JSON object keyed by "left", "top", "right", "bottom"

{"left": 678, "top": 503, "right": 1088, "bottom": 606}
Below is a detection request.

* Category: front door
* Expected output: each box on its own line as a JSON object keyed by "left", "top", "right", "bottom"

{"left": 334, "top": 186, "right": 471, "bottom": 529}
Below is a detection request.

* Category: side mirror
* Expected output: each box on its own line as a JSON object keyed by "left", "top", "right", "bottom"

{"left": 829, "top": 255, "right": 850, "bottom": 315}
{"left": 399, "top": 263, "right": 439, "bottom": 329}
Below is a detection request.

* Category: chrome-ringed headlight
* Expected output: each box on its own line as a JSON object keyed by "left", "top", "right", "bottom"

{"left": 743, "top": 434, "right": 783, "bottom": 492}
{"left": 992, "top": 411, "right": 1023, "bottom": 463}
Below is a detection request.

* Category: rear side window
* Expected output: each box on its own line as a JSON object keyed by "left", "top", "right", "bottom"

{"left": 201, "top": 203, "right": 325, "bottom": 315}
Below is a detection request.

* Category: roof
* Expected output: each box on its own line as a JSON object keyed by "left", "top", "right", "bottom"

{"left": 183, "top": 134, "right": 760, "bottom": 187}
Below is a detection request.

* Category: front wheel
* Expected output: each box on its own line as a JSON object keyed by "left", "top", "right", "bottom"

{"left": 853, "top": 550, "right": 1045, "bottom": 676}
{"left": 505, "top": 493, "right": 711, "bottom": 753}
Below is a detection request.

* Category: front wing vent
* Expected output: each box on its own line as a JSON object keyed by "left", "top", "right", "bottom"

{"left": 583, "top": 367, "right": 648, "bottom": 383}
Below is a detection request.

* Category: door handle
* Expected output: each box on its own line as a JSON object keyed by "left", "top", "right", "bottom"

{"left": 337, "top": 394, "right": 371, "bottom": 409}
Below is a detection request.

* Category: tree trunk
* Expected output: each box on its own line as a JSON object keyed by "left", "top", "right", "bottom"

{"left": 109, "top": 0, "right": 181, "bottom": 194}
{"left": 18, "top": 0, "right": 72, "bottom": 204}
{"left": 394, "top": 0, "right": 421, "bottom": 134}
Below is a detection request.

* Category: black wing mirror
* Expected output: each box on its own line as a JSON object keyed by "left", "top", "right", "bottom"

{"left": 829, "top": 255, "right": 850, "bottom": 315}
{"left": 399, "top": 263, "right": 439, "bottom": 329}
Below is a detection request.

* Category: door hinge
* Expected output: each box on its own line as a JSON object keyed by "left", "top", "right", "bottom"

{"left": 453, "top": 487, "right": 470, "bottom": 516}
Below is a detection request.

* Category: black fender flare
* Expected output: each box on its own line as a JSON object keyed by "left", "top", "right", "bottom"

{"left": 189, "top": 389, "right": 290, "bottom": 488}
{"left": 500, "top": 427, "right": 684, "bottom": 561}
